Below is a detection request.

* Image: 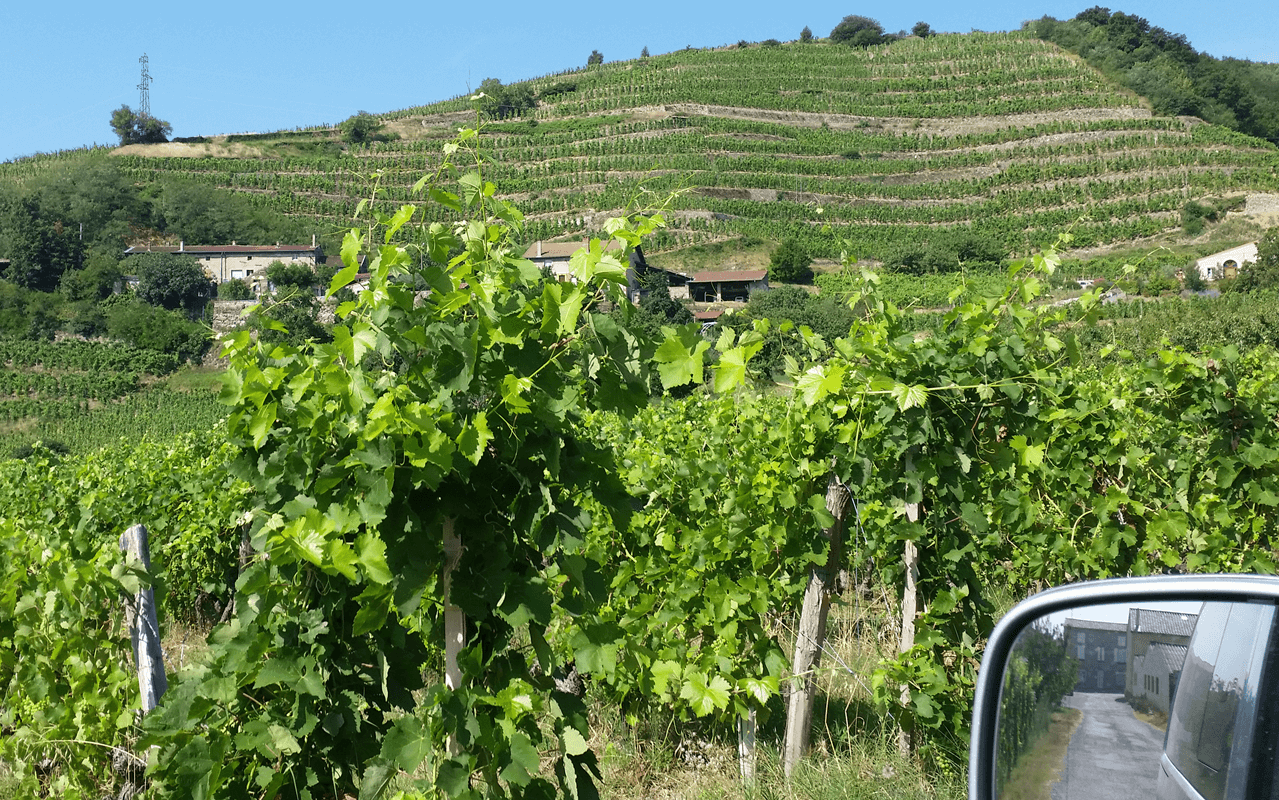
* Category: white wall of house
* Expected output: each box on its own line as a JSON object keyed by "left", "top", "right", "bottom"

{"left": 1197, "top": 242, "right": 1258, "bottom": 282}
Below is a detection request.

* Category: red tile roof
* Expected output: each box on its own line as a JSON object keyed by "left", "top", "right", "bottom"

{"left": 690, "top": 269, "right": 768, "bottom": 283}
{"left": 125, "top": 244, "right": 320, "bottom": 255}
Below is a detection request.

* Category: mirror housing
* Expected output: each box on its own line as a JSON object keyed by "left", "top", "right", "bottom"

{"left": 970, "top": 574, "right": 1279, "bottom": 800}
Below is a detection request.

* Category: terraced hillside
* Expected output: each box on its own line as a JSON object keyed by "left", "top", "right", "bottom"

{"left": 97, "top": 32, "right": 1279, "bottom": 257}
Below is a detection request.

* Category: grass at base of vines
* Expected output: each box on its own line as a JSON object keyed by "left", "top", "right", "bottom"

{"left": 589, "top": 584, "right": 966, "bottom": 800}
{"left": 998, "top": 708, "right": 1081, "bottom": 800}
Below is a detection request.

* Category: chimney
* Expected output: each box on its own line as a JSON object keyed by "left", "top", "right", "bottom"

{"left": 232, "top": 240, "right": 236, "bottom": 246}
{"left": 536, "top": 241, "right": 542, "bottom": 257}
{"left": 179, "top": 240, "right": 184, "bottom": 252}
{"left": 312, "top": 233, "right": 317, "bottom": 248}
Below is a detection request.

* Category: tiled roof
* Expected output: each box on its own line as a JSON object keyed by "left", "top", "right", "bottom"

{"left": 1145, "top": 642, "right": 1189, "bottom": 674}
{"left": 524, "top": 239, "right": 622, "bottom": 259}
{"left": 690, "top": 269, "right": 768, "bottom": 283}
{"left": 125, "top": 244, "right": 319, "bottom": 255}
{"left": 1129, "top": 608, "right": 1199, "bottom": 637}
{"left": 694, "top": 309, "right": 724, "bottom": 321}
{"left": 1065, "top": 618, "right": 1128, "bottom": 633}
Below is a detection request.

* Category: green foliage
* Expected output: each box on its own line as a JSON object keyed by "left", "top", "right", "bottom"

{"left": 129, "top": 251, "right": 215, "bottom": 315}
{"left": 640, "top": 46, "right": 650, "bottom": 59}
{"left": 830, "top": 15, "right": 885, "bottom": 47}
{"left": 106, "top": 299, "right": 211, "bottom": 362}
{"left": 0, "top": 435, "right": 251, "bottom": 795}
{"left": 61, "top": 249, "right": 123, "bottom": 302}
{"left": 540, "top": 80, "right": 579, "bottom": 99}
{"left": 579, "top": 392, "right": 828, "bottom": 723}
{"left": 588, "top": 49, "right": 604, "bottom": 66}
{"left": 800, "top": 26, "right": 814, "bottom": 43}
{"left": 341, "top": 111, "right": 393, "bottom": 145}
{"left": 111, "top": 104, "right": 172, "bottom": 145}
{"left": 1, "top": 196, "right": 85, "bottom": 292}
{"left": 997, "top": 621, "right": 1076, "bottom": 790}
{"left": 0, "top": 280, "right": 61, "bottom": 340}
{"left": 217, "top": 278, "right": 253, "bottom": 300}
{"left": 768, "top": 237, "right": 814, "bottom": 283}
{"left": 475, "top": 78, "right": 537, "bottom": 120}
{"left": 155, "top": 179, "right": 311, "bottom": 247}
{"left": 139, "top": 127, "right": 670, "bottom": 799}
{"left": 1027, "top": 11, "right": 1279, "bottom": 144}
{"left": 265, "top": 259, "right": 317, "bottom": 295}
{"left": 913, "top": 21, "right": 934, "bottom": 38}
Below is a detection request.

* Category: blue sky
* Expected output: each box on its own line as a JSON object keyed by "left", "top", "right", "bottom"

{"left": 2, "top": 0, "right": 1275, "bottom": 164}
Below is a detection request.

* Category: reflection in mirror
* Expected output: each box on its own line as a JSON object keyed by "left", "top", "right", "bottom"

{"left": 991, "top": 599, "right": 1273, "bottom": 800}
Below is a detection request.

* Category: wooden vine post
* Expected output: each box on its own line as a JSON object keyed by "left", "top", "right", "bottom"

{"left": 119, "top": 524, "right": 167, "bottom": 712}
{"left": 781, "top": 473, "right": 852, "bottom": 777}
{"left": 442, "top": 517, "right": 464, "bottom": 756}
{"left": 898, "top": 452, "right": 921, "bottom": 758}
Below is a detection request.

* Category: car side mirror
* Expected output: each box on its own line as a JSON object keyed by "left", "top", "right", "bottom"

{"left": 970, "top": 575, "right": 1279, "bottom": 800}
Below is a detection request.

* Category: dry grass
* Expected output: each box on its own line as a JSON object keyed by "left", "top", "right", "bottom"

{"left": 161, "top": 618, "right": 215, "bottom": 673}
{"left": 998, "top": 708, "right": 1083, "bottom": 800}
{"left": 1131, "top": 707, "right": 1168, "bottom": 732}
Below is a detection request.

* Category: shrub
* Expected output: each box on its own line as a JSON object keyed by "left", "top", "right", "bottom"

{"left": 769, "top": 237, "right": 814, "bottom": 283}
{"left": 830, "top": 15, "right": 884, "bottom": 46}
{"left": 800, "top": 26, "right": 814, "bottom": 42}
{"left": 106, "top": 299, "right": 211, "bottom": 362}
{"left": 218, "top": 278, "right": 254, "bottom": 300}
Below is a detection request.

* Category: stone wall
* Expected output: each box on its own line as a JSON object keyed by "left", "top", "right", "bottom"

{"left": 210, "top": 301, "right": 256, "bottom": 336}
{"left": 1246, "top": 194, "right": 1279, "bottom": 216}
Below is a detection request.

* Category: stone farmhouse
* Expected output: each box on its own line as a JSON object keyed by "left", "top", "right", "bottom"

{"left": 1125, "top": 607, "right": 1197, "bottom": 714}
{"left": 1064, "top": 606, "right": 1198, "bottom": 711}
{"left": 1196, "top": 242, "right": 1258, "bottom": 282}
{"left": 123, "top": 237, "right": 324, "bottom": 286}
{"left": 1064, "top": 618, "right": 1128, "bottom": 693}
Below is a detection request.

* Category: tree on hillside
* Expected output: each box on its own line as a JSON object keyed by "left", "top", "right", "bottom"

{"left": 1, "top": 197, "right": 85, "bottom": 293}
{"left": 128, "top": 251, "right": 214, "bottom": 316}
{"left": 912, "top": 21, "right": 933, "bottom": 37}
{"left": 587, "top": 49, "right": 604, "bottom": 66}
{"left": 109, "top": 105, "right": 171, "bottom": 145}
{"left": 1074, "top": 6, "right": 1113, "bottom": 26}
{"left": 830, "top": 15, "right": 884, "bottom": 47}
{"left": 641, "top": 45, "right": 650, "bottom": 58}
{"left": 800, "top": 26, "right": 814, "bottom": 43}
{"left": 1235, "top": 228, "right": 1279, "bottom": 293}
{"left": 475, "top": 78, "right": 536, "bottom": 119}
{"left": 339, "top": 111, "right": 389, "bottom": 145}
{"left": 769, "top": 237, "right": 814, "bottom": 283}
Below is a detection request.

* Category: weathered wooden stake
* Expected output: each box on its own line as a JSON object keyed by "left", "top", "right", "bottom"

{"left": 119, "top": 524, "right": 167, "bottom": 713}
{"left": 738, "top": 707, "right": 757, "bottom": 785}
{"left": 782, "top": 474, "right": 851, "bottom": 777}
{"left": 443, "top": 517, "right": 464, "bottom": 757}
{"left": 898, "top": 454, "right": 921, "bottom": 758}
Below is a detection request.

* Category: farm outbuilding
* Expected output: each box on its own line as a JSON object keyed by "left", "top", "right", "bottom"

{"left": 1196, "top": 242, "right": 1258, "bottom": 282}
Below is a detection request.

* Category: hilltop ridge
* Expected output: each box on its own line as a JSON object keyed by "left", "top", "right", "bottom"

{"left": 7, "top": 31, "right": 1279, "bottom": 262}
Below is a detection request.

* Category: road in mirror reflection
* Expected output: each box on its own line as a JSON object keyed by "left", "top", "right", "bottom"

{"left": 996, "top": 600, "right": 1205, "bottom": 800}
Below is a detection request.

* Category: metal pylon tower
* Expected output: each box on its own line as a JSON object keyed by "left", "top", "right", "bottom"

{"left": 137, "top": 54, "right": 151, "bottom": 117}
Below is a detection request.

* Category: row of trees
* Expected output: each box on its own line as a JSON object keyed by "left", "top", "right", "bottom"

{"left": 1026, "top": 8, "right": 1279, "bottom": 144}
{"left": 828, "top": 15, "right": 935, "bottom": 46}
